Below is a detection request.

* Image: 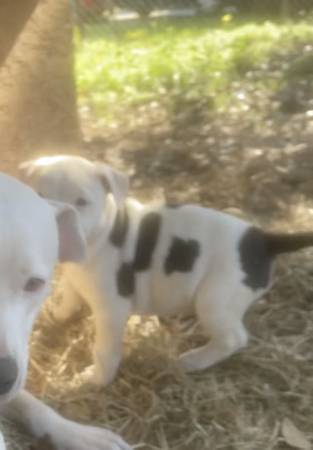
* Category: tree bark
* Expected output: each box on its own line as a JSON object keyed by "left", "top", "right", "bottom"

{"left": 0, "top": 0, "right": 81, "bottom": 175}
{"left": 0, "top": 0, "right": 39, "bottom": 66}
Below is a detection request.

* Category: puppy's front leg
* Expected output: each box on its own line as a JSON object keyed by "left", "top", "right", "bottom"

{"left": 3, "top": 390, "right": 131, "bottom": 450}
{"left": 53, "top": 278, "right": 85, "bottom": 323}
{"left": 83, "top": 297, "right": 131, "bottom": 386}
{"left": 0, "top": 432, "right": 6, "bottom": 450}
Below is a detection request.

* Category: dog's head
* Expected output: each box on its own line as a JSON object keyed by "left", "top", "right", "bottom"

{"left": 19, "top": 155, "right": 129, "bottom": 241}
{"left": 0, "top": 172, "right": 85, "bottom": 404}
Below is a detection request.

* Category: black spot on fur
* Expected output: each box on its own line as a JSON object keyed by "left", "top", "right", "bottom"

{"left": 109, "top": 205, "right": 129, "bottom": 247}
{"left": 165, "top": 237, "right": 200, "bottom": 275}
{"left": 239, "top": 227, "right": 273, "bottom": 291}
{"left": 116, "top": 212, "right": 161, "bottom": 297}
{"left": 117, "top": 262, "right": 135, "bottom": 297}
{"left": 133, "top": 212, "right": 161, "bottom": 271}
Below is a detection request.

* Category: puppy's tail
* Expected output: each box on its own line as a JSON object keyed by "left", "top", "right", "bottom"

{"left": 264, "top": 231, "right": 313, "bottom": 256}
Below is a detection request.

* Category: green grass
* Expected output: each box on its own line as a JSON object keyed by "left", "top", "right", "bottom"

{"left": 75, "top": 17, "right": 313, "bottom": 118}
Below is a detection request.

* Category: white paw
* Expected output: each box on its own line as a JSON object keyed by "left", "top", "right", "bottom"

{"left": 80, "top": 364, "right": 116, "bottom": 387}
{"left": 54, "top": 419, "right": 132, "bottom": 450}
{"left": 0, "top": 433, "right": 6, "bottom": 450}
{"left": 178, "top": 347, "right": 207, "bottom": 372}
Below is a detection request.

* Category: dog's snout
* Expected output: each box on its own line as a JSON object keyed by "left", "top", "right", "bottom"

{"left": 0, "top": 357, "right": 18, "bottom": 395}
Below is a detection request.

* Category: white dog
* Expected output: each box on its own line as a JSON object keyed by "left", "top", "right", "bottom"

{"left": 0, "top": 172, "right": 131, "bottom": 450}
{"left": 20, "top": 155, "right": 313, "bottom": 386}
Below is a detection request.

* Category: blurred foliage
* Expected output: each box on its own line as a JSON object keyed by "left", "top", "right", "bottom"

{"left": 73, "top": 0, "right": 313, "bottom": 19}
{"left": 75, "top": 17, "right": 313, "bottom": 119}
{"left": 219, "top": 0, "right": 313, "bottom": 16}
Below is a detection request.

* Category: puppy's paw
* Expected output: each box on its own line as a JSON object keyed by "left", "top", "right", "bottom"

{"left": 178, "top": 347, "right": 208, "bottom": 372}
{"left": 53, "top": 418, "right": 132, "bottom": 450}
{"left": 0, "top": 432, "right": 6, "bottom": 450}
{"left": 80, "top": 364, "right": 115, "bottom": 387}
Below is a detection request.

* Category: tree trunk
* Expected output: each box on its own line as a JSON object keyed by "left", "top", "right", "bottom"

{"left": 0, "top": 0, "right": 81, "bottom": 175}
{"left": 280, "top": 0, "right": 291, "bottom": 18}
{"left": 0, "top": 0, "right": 39, "bottom": 66}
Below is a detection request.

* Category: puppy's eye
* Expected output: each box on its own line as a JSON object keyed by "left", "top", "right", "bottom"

{"left": 76, "top": 198, "right": 88, "bottom": 207}
{"left": 24, "top": 277, "right": 45, "bottom": 293}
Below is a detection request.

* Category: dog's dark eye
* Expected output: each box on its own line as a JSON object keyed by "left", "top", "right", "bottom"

{"left": 24, "top": 277, "right": 45, "bottom": 293}
{"left": 76, "top": 197, "right": 88, "bottom": 207}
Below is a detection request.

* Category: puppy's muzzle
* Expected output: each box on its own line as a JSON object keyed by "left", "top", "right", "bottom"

{"left": 0, "top": 356, "right": 18, "bottom": 395}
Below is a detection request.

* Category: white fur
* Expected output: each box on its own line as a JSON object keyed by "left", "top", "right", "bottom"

{"left": 20, "top": 155, "right": 270, "bottom": 386}
{"left": 0, "top": 433, "right": 5, "bottom": 450}
{"left": 0, "top": 172, "right": 131, "bottom": 450}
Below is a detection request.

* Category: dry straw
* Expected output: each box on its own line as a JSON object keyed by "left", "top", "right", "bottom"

{"left": 2, "top": 244, "right": 313, "bottom": 450}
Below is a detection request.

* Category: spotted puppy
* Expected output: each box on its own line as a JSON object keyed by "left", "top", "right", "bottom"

{"left": 20, "top": 155, "right": 313, "bottom": 386}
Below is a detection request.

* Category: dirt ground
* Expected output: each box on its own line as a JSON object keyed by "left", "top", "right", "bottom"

{"left": 1, "top": 10, "right": 313, "bottom": 450}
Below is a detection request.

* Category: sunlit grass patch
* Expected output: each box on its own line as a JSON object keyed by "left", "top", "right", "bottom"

{"left": 75, "top": 17, "right": 313, "bottom": 118}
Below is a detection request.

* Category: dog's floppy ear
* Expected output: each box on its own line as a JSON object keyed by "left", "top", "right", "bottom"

{"left": 96, "top": 163, "right": 129, "bottom": 206}
{"left": 50, "top": 200, "right": 86, "bottom": 263}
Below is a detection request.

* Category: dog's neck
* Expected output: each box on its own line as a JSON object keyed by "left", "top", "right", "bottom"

{"left": 86, "top": 194, "right": 126, "bottom": 258}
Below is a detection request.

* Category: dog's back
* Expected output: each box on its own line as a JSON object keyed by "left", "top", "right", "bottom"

{"left": 117, "top": 201, "right": 250, "bottom": 316}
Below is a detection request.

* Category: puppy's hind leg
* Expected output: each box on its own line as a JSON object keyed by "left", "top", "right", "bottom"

{"left": 179, "top": 279, "right": 252, "bottom": 372}
{"left": 52, "top": 278, "right": 85, "bottom": 323}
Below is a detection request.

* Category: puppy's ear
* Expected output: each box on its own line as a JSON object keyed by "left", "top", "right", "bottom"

{"left": 50, "top": 200, "right": 86, "bottom": 263}
{"left": 96, "top": 163, "right": 129, "bottom": 206}
{"left": 18, "top": 160, "right": 41, "bottom": 186}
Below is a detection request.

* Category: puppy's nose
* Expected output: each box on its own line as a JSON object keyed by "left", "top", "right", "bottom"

{"left": 0, "top": 357, "right": 18, "bottom": 395}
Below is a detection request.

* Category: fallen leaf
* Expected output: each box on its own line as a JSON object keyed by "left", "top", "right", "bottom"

{"left": 281, "top": 418, "right": 311, "bottom": 450}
